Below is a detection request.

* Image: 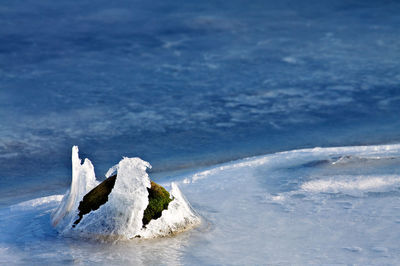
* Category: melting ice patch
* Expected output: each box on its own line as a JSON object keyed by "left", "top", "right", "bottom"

{"left": 51, "top": 146, "right": 200, "bottom": 239}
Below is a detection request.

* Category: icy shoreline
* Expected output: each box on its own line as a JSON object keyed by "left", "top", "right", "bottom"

{"left": 1, "top": 143, "right": 400, "bottom": 264}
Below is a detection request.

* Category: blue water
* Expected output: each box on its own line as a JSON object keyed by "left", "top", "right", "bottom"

{"left": 1, "top": 0, "right": 400, "bottom": 206}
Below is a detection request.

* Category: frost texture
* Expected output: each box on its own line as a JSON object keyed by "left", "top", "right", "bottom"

{"left": 52, "top": 147, "right": 200, "bottom": 239}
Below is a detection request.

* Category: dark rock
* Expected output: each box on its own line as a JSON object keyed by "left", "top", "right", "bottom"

{"left": 73, "top": 174, "right": 172, "bottom": 227}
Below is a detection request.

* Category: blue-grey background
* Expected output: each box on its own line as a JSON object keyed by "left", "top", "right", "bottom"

{"left": 1, "top": 0, "right": 399, "bottom": 205}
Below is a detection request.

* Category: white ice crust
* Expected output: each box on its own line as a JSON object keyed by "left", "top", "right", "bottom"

{"left": 4, "top": 143, "right": 400, "bottom": 264}
{"left": 51, "top": 146, "right": 98, "bottom": 228}
{"left": 51, "top": 147, "right": 200, "bottom": 239}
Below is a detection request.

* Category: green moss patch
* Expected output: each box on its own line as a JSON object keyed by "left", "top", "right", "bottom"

{"left": 142, "top": 181, "right": 172, "bottom": 227}
{"left": 73, "top": 174, "right": 117, "bottom": 227}
{"left": 73, "top": 175, "right": 172, "bottom": 228}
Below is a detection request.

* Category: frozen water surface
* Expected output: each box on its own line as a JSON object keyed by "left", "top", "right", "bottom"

{"left": 1, "top": 0, "right": 400, "bottom": 205}
{"left": 1, "top": 144, "right": 400, "bottom": 264}
{"left": 1, "top": 0, "right": 400, "bottom": 264}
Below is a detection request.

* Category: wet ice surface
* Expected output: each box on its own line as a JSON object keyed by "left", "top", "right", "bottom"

{"left": 1, "top": 144, "right": 400, "bottom": 264}
{"left": 1, "top": 0, "right": 400, "bottom": 205}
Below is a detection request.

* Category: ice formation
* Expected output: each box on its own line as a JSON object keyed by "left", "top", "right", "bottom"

{"left": 2, "top": 144, "right": 400, "bottom": 264}
{"left": 51, "top": 146, "right": 98, "bottom": 228}
{"left": 51, "top": 146, "right": 200, "bottom": 239}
